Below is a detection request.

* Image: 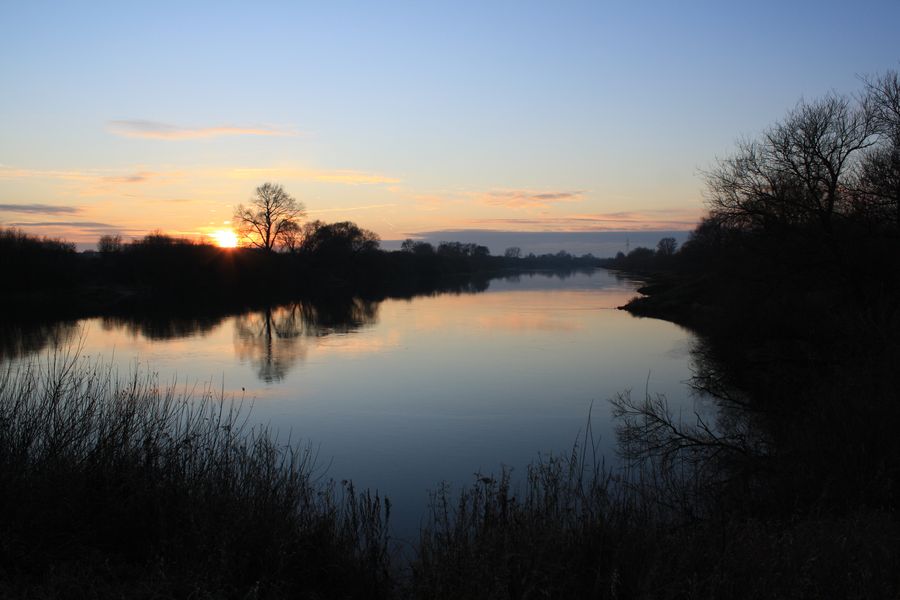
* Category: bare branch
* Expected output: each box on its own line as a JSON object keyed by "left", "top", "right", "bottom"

{"left": 233, "top": 183, "right": 306, "bottom": 251}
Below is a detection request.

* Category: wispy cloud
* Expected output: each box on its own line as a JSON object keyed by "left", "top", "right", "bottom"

{"left": 108, "top": 120, "right": 294, "bottom": 140}
{"left": 378, "top": 188, "right": 468, "bottom": 211}
{"left": 469, "top": 208, "right": 702, "bottom": 231}
{"left": 1, "top": 220, "right": 146, "bottom": 241}
{"left": 482, "top": 190, "right": 585, "bottom": 209}
{"left": 308, "top": 203, "right": 397, "bottom": 214}
{"left": 227, "top": 167, "right": 399, "bottom": 185}
{"left": 1, "top": 163, "right": 396, "bottom": 188}
{"left": 0, "top": 166, "right": 94, "bottom": 182}
{"left": 310, "top": 171, "right": 398, "bottom": 185}
{"left": 0, "top": 165, "right": 165, "bottom": 186}
{"left": 0, "top": 203, "right": 81, "bottom": 215}
{"left": 99, "top": 171, "right": 157, "bottom": 184}
{"left": 5, "top": 220, "right": 118, "bottom": 229}
{"left": 3, "top": 220, "right": 128, "bottom": 237}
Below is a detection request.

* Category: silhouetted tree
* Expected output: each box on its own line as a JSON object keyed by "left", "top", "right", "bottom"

{"left": 133, "top": 230, "right": 202, "bottom": 247}
{"left": 705, "top": 93, "right": 877, "bottom": 232}
{"left": 867, "top": 69, "right": 900, "bottom": 137}
{"left": 656, "top": 237, "right": 677, "bottom": 256}
{"left": 0, "top": 228, "right": 77, "bottom": 291}
{"left": 437, "top": 242, "right": 489, "bottom": 258}
{"left": 414, "top": 242, "right": 435, "bottom": 255}
{"left": 680, "top": 216, "right": 730, "bottom": 256}
{"left": 97, "top": 234, "right": 123, "bottom": 254}
{"left": 437, "top": 241, "right": 462, "bottom": 257}
{"left": 401, "top": 238, "right": 435, "bottom": 255}
{"left": 234, "top": 183, "right": 306, "bottom": 252}
{"left": 626, "top": 247, "right": 655, "bottom": 264}
{"left": 504, "top": 246, "right": 522, "bottom": 259}
{"left": 279, "top": 220, "right": 303, "bottom": 253}
{"left": 301, "top": 220, "right": 379, "bottom": 256}
{"left": 852, "top": 70, "right": 900, "bottom": 226}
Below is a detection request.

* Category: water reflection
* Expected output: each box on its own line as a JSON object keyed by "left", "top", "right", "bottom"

{"left": 0, "top": 320, "right": 80, "bottom": 361}
{"left": 687, "top": 336, "right": 773, "bottom": 457}
{"left": 475, "top": 309, "right": 582, "bottom": 333}
{"left": 2, "top": 297, "right": 384, "bottom": 384}
{"left": 0, "top": 270, "right": 700, "bottom": 538}
{"left": 234, "top": 298, "right": 380, "bottom": 383}
{"left": 1, "top": 270, "right": 629, "bottom": 386}
{"left": 614, "top": 335, "right": 771, "bottom": 489}
{"left": 101, "top": 313, "right": 224, "bottom": 340}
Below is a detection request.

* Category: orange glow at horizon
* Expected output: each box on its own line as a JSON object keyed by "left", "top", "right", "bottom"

{"left": 211, "top": 229, "right": 239, "bottom": 248}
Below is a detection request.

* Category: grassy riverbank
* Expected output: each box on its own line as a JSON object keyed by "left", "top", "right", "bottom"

{"left": 2, "top": 350, "right": 898, "bottom": 599}
{"left": 0, "top": 352, "right": 393, "bottom": 598}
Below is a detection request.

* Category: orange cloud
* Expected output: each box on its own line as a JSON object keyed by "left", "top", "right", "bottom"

{"left": 469, "top": 208, "right": 702, "bottom": 231}
{"left": 482, "top": 190, "right": 585, "bottom": 209}
{"left": 0, "top": 165, "right": 170, "bottom": 186}
{"left": 99, "top": 171, "right": 158, "bottom": 184}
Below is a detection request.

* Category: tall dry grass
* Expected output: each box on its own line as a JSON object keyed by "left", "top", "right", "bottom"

{"left": 0, "top": 347, "right": 392, "bottom": 598}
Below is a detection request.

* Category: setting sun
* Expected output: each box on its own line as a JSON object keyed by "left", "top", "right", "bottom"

{"left": 211, "top": 229, "right": 238, "bottom": 248}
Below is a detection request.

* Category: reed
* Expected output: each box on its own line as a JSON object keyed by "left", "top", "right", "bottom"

{"left": 0, "top": 348, "right": 392, "bottom": 598}
{"left": 2, "top": 350, "right": 897, "bottom": 598}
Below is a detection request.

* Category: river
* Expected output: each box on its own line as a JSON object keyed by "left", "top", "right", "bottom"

{"left": 2, "top": 269, "right": 699, "bottom": 540}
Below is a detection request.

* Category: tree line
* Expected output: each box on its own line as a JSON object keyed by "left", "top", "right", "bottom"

{"left": 602, "top": 69, "right": 900, "bottom": 277}
{"left": 0, "top": 187, "right": 601, "bottom": 314}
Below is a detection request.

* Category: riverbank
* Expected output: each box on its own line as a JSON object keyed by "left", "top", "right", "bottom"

{"left": 615, "top": 250, "right": 900, "bottom": 521}
{"left": 4, "top": 336, "right": 898, "bottom": 599}
{"left": 615, "top": 269, "right": 711, "bottom": 326}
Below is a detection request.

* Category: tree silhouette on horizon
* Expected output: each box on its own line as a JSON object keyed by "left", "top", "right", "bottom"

{"left": 233, "top": 183, "right": 306, "bottom": 252}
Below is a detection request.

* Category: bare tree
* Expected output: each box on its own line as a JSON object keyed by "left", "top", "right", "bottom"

{"left": 866, "top": 69, "right": 900, "bottom": 133}
{"left": 300, "top": 220, "right": 379, "bottom": 255}
{"left": 97, "top": 234, "right": 123, "bottom": 254}
{"left": 656, "top": 237, "right": 677, "bottom": 256}
{"left": 852, "top": 143, "right": 900, "bottom": 226}
{"left": 705, "top": 93, "right": 877, "bottom": 232}
{"left": 401, "top": 238, "right": 434, "bottom": 255}
{"left": 852, "top": 70, "right": 900, "bottom": 226}
{"left": 233, "top": 183, "right": 306, "bottom": 251}
{"left": 278, "top": 220, "right": 303, "bottom": 253}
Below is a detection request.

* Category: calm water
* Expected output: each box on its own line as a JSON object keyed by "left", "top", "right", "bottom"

{"left": 4, "top": 270, "right": 698, "bottom": 539}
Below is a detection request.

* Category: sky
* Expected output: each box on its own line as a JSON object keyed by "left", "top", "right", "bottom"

{"left": 1, "top": 1, "right": 899, "bottom": 250}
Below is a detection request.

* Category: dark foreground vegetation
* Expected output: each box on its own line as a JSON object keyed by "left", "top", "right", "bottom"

{"left": 0, "top": 352, "right": 393, "bottom": 598}
{"left": 3, "top": 68, "right": 900, "bottom": 598}
{"left": 4, "top": 350, "right": 896, "bottom": 599}
{"left": 600, "top": 69, "right": 900, "bottom": 596}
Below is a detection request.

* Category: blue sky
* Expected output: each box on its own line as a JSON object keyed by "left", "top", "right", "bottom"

{"left": 1, "top": 0, "right": 898, "bottom": 246}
